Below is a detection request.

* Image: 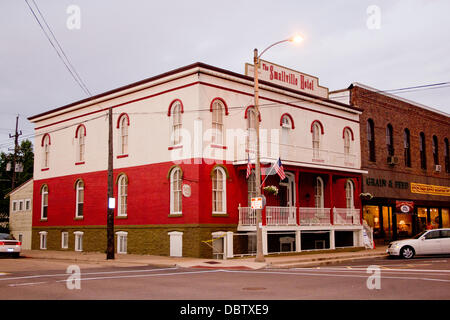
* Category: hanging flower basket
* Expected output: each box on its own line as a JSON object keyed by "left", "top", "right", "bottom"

{"left": 359, "top": 192, "right": 373, "bottom": 200}
{"left": 263, "top": 185, "right": 278, "bottom": 195}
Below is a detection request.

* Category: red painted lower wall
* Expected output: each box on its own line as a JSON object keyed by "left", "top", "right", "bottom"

{"left": 33, "top": 159, "right": 361, "bottom": 228}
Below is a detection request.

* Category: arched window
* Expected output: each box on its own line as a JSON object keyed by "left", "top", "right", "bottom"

{"left": 345, "top": 179, "right": 355, "bottom": 209}
{"left": 119, "top": 116, "right": 129, "bottom": 155}
{"left": 419, "top": 132, "right": 427, "bottom": 170}
{"left": 386, "top": 124, "right": 394, "bottom": 156}
{"left": 212, "top": 166, "right": 226, "bottom": 214}
{"left": 117, "top": 175, "right": 128, "bottom": 217}
{"left": 312, "top": 122, "right": 321, "bottom": 159}
{"left": 367, "top": 119, "right": 375, "bottom": 162}
{"left": 76, "top": 125, "right": 86, "bottom": 162}
{"left": 280, "top": 114, "right": 293, "bottom": 156}
{"left": 75, "top": 180, "right": 84, "bottom": 218}
{"left": 432, "top": 135, "right": 439, "bottom": 165}
{"left": 42, "top": 134, "right": 51, "bottom": 169}
{"left": 170, "top": 167, "right": 182, "bottom": 215}
{"left": 41, "top": 185, "right": 48, "bottom": 219}
{"left": 315, "top": 177, "right": 324, "bottom": 209}
{"left": 211, "top": 100, "right": 225, "bottom": 145}
{"left": 444, "top": 138, "right": 449, "bottom": 173}
{"left": 170, "top": 101, "right": 182, "bottom": 146}
{"left": 404, "top": 128, "right": 411, "bottom": 167}
{"left": 246, "top": 107, "right": 258, "bottom": 152}
{"left": 343, "top": 127, "right": 352, "bottom": 156}
{"left": 247, "top": 171, "right": 257, "bottom": 206}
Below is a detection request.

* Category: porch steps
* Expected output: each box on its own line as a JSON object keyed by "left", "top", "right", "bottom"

{"left": 265, "top": 248, "right": 388, "bottom": 269}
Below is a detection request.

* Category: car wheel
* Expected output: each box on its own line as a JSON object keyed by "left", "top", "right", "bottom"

{"left": 400, "top": 246, "right": 415, "bottom": 259}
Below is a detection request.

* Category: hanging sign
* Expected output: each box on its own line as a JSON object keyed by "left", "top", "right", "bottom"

{"left": 395, "top": 200, "right": 414, "bottom": 214}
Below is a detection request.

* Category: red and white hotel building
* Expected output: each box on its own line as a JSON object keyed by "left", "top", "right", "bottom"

{"left": 29, "top": 61, "right": 367, "bottom": 258}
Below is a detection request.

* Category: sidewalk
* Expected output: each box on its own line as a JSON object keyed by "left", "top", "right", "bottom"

{"left": 21, "top": 246, "right": 388, "bottom": 270}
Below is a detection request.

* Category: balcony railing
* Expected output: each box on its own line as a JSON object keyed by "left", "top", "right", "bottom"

{"left": 266, "top": 206, "right": 297, "bottom": 226}
{"left": 238, "top": 206, "right": 361, "bottom": 227}
{"left": 298, "top": 207, "right": 331, "bottom": 226}
{"left": 333, "top": 208, "right": 361, "bottom": 225}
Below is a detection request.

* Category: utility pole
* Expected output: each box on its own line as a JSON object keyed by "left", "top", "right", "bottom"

{"left": 253, "top": 49, "right": 265, "bottom": 263}
{"left": 106, "top": 107, "right": 115, "bottom": 259}
{"left": 9, "top": 115, "right": 22, "bottom": 190}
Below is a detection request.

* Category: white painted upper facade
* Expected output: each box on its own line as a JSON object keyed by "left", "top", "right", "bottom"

{"left": 29, "top": 62, "right": 362, "bottom": 180}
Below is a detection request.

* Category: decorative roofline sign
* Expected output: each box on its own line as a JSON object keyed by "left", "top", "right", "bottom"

{"left": 245, "top": 59, "right": 329, "bottom": 99}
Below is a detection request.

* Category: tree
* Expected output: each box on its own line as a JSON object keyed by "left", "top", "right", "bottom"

{"left": 0, "top": 139, "right": 34, "bottom": 232}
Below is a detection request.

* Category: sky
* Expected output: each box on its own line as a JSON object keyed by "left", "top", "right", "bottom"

{"left": 0, "top": 0, "right": 449, "bottom": 153}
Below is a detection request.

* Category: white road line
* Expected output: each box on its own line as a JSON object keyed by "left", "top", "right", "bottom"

{"left": 56, "top": 269, "right": 222, "bottom": 283}
{"left": 0, "top": 267, "right": 178, "bottom": 282}
{"left": 291, "top": 267, "right": 450, "bottom": 273}
{"left": 9, "top": 281, "right": 48, "bottom": 287}
{"left": 221, "top": 269, "right": 450, "bottom": 283}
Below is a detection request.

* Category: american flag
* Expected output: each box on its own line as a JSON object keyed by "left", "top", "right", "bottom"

{"left": 273, "top": 158, "right": 286, "bottom": 180}
{"left": 246, "top": 154, "right": 252, "bottom": 179}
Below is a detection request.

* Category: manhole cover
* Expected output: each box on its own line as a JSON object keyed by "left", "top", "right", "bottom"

{"left": 204, "top": 261, "right": 221, "bottom": 264}
{"left": 242, "top": 287, "right": 266, "bottom": 291}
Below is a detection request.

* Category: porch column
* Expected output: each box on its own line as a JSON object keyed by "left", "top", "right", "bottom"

{"left": 330, "top": 230, "right": 335, "bottom": 250}
{"left": 226, "top": 231, "right": 234, "bottom": 259}
{"left": 295, "top": 230, "right": 301, "bottom": 252}
{"left": 262, "top": 227, "right": 268, "bottom": 255}
{"left": 295, "top": 170, "right": 300, "bottom": 226}
{"left": 328, "top": 173, "right": 334, "bottom": 225}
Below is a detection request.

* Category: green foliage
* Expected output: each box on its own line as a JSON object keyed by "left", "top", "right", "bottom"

{"left": 0, "top": 139, "right": 34, "bottom": 220}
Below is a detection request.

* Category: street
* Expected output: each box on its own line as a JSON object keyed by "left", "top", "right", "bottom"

{"left": 1, "top": 255, "right": 449, "bottom": 300}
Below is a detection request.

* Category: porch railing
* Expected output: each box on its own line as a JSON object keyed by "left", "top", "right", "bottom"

{"left": 238, "top": 206, "right": 360, "bottom": 227}
{"left": 266, "top": 206, "right": 297, "bottom": 226}
{"left": 333, "top": 208, "right": 361, "bottom": 225}
{"left": 298, "top": 207, "right": 331, "bottom": 226}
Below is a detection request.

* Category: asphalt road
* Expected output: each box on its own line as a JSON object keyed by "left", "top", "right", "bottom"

{"left": 1, "top": 255, "right": 449, "bottom": 302}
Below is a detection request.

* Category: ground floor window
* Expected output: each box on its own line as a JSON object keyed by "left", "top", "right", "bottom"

{"left": 61, "top": 232, "right": 69, "bottom": 249}
{"left": 116, "top": 231, "right": 128, "bottom": 254}
{"left": 443, "top": 208, "right": 450, "bottom": 228}
{"left": 74, "top": 231, "right": 83, "bottom": 252}
{"left": 39, "top": 231, "right": 47, "bottom": 250}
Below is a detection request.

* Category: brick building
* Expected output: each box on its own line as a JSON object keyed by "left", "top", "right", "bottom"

{"left": 331, "top": 83, "right": 450, "bottom": 243}
{"left": 28, "top": 62, "right": 366, "bottom": 258}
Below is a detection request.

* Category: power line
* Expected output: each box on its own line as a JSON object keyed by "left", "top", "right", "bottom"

{"left": 24, "top": 0, "right": 92, "bottom": 97}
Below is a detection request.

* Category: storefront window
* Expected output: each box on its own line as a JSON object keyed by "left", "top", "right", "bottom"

{"left": 430, "top": 208, "right": 440, "bottom": 229}
{"left": 442, "top": 209, "right": 449, "bottom": 228}
{"left": 396, "top": 213, "right": 413, "bottom": 237}
{"left": 417, "top": 208, "right": 428, "bottom": 232}
{"left": 363, "top": 206, "right": 380, "bottom": 233}
{"left": 382, "top": 206, "right": 393, "bottom": 239}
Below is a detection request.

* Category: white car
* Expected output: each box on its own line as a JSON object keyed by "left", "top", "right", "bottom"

{"left": 387, "top": 228, "right": 450, "bottom": 259}
{"left": 0, "top": 233, "right": 21, "bottom": 258}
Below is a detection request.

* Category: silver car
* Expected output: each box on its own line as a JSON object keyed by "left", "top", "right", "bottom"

{"left": 0, "top": 233, "right": 21, "bottom": 258}
{"left": 387, "top": 228, "right": 450, "bottom": 259}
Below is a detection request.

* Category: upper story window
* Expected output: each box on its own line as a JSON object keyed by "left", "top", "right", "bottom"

{"left": 211, "top": 100, "right": 225, "bottom": 145}
{"left": 432, "top": 135, "right": 439, "bottom": 165}
{"left": 315, "top": 176, "right": 324, "bottom": 209}
{"left": 212, "top": 166, "right": 227, "bottom": 214}
{"left": 419, "top": 132, "right": 427, "bottom": 170}
{"left": 403, "top": 128, "right": 411, "bottom": 167}
{"left": 169, "top": 100, "right": 183, "bottom": 146}
{"left": 169, "top": 167, "right": 182, "bottom": 215}
{"left": 311, "top": 121, "right": 323, "bottom": 159}
{"left": 247, "top": 171, "right": 257, "bottom": 206}
{"left": 117, "top": 113, "right": 129, "bottom": 156}
{"left": 41, "top": 134, "right": 51, "bottom": 169}
{"left": 386, "top": 124, "right": 394, "bottom": 156}
{"left": 367, "top": 119, "right": 376, "bottom": 162}
{"left": 345, "top": 179, "right": 355, "bottom": 209}
{"left": 343, "top": 127, "right": 353, "bottom": 156}
{"left": 75, "top": 125, "right": 86, "bottom": 163}
{"left": 117, "top": 174, "right": 128, "bottom": 217}
{"left": 444, "top": 138, "right": 449, "bottom": 173}
{"left": 75, "top": 180, "right": 84, "bottom": 218}
{"left": 246, "top": 106, "right": 258, "bottom": 152}
{"left": 41, "top": 185, "right": 48, "bottom": 220}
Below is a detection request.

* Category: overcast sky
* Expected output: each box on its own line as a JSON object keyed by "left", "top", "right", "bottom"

{"left": 0, "top": 0, "right": 449, "bottom": 153}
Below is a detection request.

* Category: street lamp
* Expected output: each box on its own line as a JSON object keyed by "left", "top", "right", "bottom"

{"left": 253, "top": 35, "right": 303, "bottom": 263}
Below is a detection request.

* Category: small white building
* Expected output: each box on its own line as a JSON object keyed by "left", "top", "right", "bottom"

{"left": 5, "top": 179, "right": 33, "bottom": 250}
